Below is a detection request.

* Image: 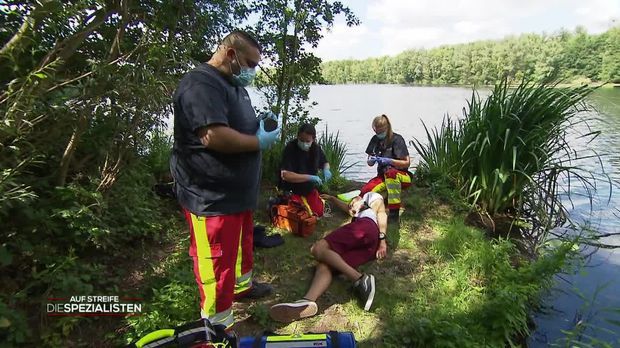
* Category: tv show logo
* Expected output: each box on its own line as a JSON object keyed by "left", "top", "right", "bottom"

{"left": 46, "top": 295, "right": 142, "bottom": 317}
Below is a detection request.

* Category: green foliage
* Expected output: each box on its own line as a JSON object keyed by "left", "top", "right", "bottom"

{"left": 410, "top": 117, "right": 461, "bottom": 188}
{"left": 0, "top": 299, "right": 29, "bottom": 345}
{"left": 599, "top": 27, "right": 620, "bottom": 83}
{"left": 317, "top": 125, "right": 356, "bottom": 192}
{"left": 321, "top": 27, "right": 620, "bottom": 86}
{"left": 458, "top": 79, "right": 594, "bottom": 216}
{"left": 317, "top": 126, "right": 355, "bottom": 179}
{"left": 248, "top": 303, "right": 271, "bottom": 328}
{"left": 383, "top": 219, "right": 576, "bottom": 347}
{"left": 123, "top": 235, "right": 197, "bottom": 345}
{"left": 322, "top": 174, "right": 350, "bottom": 193}
{"left": 261, "top": 140, "right": 285, "bottom": 184}
{"left": 251, "top": 0, "right": 359, "bottom": 140}
{"left": 125, "top": 280, "right": 198, "bottom": 344}
{"left": 412, "top": 79, "right": 599, "bottom": 253}
{"left": 1, "top": 1, "right": 250, "bottom": 344}
{"left": 145, "top": 130, "right": 173, "bottom": 182}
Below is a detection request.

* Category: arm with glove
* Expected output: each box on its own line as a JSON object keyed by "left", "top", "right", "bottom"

{"left": 255, "top": 111, "right": 282, "bottom": 150}
{"left": 322, "top": 164, "right": 332, "bottom": 182}
{"left": 367, "top": 155, "right": 393, "bottom": 167}
{"left": 197, "top": 112, "right": 281, "bottom": 153}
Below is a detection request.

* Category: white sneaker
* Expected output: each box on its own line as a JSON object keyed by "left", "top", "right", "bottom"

{"left": 269, "top": 299, "right": 318, "bottom": 323}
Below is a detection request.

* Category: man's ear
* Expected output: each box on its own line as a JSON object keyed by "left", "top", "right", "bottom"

{"left": 225, "top": 48, "right": 235, "bottom": 60}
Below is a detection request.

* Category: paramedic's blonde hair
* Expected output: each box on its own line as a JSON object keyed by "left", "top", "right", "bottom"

{"left": 372, "top": 114, "right": 394, "bottom": 144}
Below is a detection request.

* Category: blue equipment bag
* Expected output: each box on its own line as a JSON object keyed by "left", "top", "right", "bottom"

{"left": 239, "top": 331, "right": 357, "bottom": 348}
{"left": 128, "top": 318, "right": 357, "bottom": 348}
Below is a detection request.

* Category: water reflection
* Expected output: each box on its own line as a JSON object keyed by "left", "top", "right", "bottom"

{"left": 530, "top": 89, "right": 620, "bottom": 346}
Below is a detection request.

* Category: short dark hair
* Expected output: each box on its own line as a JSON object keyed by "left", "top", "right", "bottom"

{"left": 297, "top": 123, "right": 317, "bottom": 137}
{"left": 221, "top": 30, "right": 262, "bottom": 53}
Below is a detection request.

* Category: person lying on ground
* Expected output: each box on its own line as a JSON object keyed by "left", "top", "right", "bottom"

{"left": 269, "top": 192, "right": 388, "bottom": 323}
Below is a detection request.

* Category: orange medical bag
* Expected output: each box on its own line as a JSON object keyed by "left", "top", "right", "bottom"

{"left": 270, "top": 201, "right": 317, "bottom": 237}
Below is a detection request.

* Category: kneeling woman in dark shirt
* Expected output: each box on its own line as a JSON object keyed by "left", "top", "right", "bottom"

{"left": 363, "top": 114, "right": 413, "bottom": 220}
{"left": 279, "top": 123, "right": 331, "bottom": 217}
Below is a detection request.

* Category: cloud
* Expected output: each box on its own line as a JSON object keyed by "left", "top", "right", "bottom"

{"left": 378, "top": 26, "right": 445, "bottom": 55}
{"left": 367, "top": 0, "right": 550, "bottom": 26}
{"left": 312, "top": 0, "right": 620, "bottom": 61}
{"left": 574, "top": 0, "right": 620, "bottom": 32}
{"left": 313, "top": 23, "right": 380, "bottom": 61}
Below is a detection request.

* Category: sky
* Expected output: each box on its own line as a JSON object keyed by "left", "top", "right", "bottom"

{"left": 312, "top": 0, "right": 620, "bottom": 61}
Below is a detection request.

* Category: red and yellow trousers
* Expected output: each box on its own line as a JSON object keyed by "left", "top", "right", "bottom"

{"left": 360, "top": 167, "right": 413, "bottom": 210}
{"left": 184, "top": 209, "right": 254, "bottom": 328}
{"left": 290, "top": 188, "right": 324, "bottom": 217}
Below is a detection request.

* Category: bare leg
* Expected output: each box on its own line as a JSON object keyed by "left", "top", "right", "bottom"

{"left": 303, "top": 263, "right": 333, "bottom": 302}
{"left": 311, "top": 240, "right": 361, "bottom": 282}
{"left": 269, "top": 240, "right": 362, "bottom": 323}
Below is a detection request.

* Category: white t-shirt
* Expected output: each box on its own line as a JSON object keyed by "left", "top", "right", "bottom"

{"left": 354, "top": 192, "right": 383, "bottom": 225}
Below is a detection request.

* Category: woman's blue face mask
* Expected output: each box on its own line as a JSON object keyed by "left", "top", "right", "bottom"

{"left": 376, "top": 131, "right": 387, "bottom": 140}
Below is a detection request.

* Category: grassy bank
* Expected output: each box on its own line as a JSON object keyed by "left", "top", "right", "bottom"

{"left": 116, "top": 182, "right": 575, "bottom": 347}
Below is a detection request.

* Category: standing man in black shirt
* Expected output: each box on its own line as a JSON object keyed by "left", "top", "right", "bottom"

{"left": 169, "top": 30, "right": 280, "bottom": 329}
{"left": 361, "top": 114, "right": 412, "bottom": 221}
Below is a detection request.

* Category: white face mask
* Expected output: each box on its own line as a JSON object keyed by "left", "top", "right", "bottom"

{"left": 297, "top": 140, "right": 312, "bottom": 151}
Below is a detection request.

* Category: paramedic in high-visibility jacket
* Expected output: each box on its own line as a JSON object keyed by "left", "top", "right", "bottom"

{"left": 169, "top": 30, "right": 280, "bottom": 328}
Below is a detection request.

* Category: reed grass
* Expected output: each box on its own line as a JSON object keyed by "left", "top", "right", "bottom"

{"left": 412, "top": 79, "right": 600, "bottom": 252}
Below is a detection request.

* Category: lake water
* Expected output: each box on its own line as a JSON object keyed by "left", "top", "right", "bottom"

{"left": 251, "top": 84, "right": 620, "bottom": 345}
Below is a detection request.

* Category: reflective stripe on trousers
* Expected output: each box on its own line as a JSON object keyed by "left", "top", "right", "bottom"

{"left": 360, "top": 168, "right": 412, "bottom": 210}
{"left": 185, "top": 209, "right": 253, "bottom": 328}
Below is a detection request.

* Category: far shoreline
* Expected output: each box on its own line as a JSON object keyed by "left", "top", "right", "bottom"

{"left": 314, "top": 81, "right": 619, "bottom": 89}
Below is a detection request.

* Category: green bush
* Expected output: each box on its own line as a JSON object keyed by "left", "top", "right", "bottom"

{"left": 411, "top": 116, "right": 461, "bottom": 189}
{"left": 411, "top": 79, "right": 599, "bottom": 252}
{"left": 145, "top": 130, "right": 173, "bottom": 182}
{"left": 0, "top": 299, "right": 29, "bottom": 346}
{"left": 317, "top": 125, "right": 355, "bottom": 180}
{"left": 383, "top": 219, "right": 576, "bottom": 347}
{"left": 261, "top": 140, "right": 285, "bottom": 184}
{"left": 0, "top": 162, "right": 171, "bottom": 346}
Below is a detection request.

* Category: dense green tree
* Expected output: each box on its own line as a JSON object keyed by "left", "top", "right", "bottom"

{"left": 321, "top": 27, "right": 620, "bottom": 85}
{"left": 0, "top": 1, "right": 359, "bottom": 342}
{"left": 600, "top": 27, "right": 620, "bottom": 82}
{"left": 250, "top": 0, "right": 358, "bottom": 140}
{"left": 0, "top": 1, "right": 249, "bottom": 344}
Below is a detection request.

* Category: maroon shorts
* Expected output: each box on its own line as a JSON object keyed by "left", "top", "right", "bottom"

{"left": 324, "top": 217, "right": 379, "bottom": 268}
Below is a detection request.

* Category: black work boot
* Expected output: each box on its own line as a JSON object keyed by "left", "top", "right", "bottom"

{"left": 235, "top": 282, "right": 273, "bottom": 300}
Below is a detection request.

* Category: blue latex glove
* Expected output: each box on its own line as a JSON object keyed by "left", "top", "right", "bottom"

{"left": 376, "top": 156, "right": 393, "bottom": 166}
{"left": 367, "top": 156, "right": 377, "bottom": 166}
{"left": 323, "top": 168, "right": 332, "bottom": 182}
{"left": 308, "top": 175, "right": 323, "bottom": 186}
{"left": 256, "top": 117, "right": 281, "bottom": 150}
